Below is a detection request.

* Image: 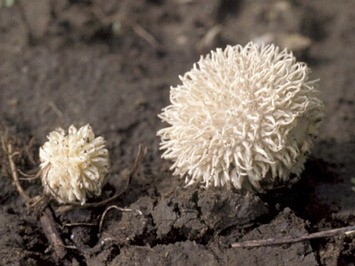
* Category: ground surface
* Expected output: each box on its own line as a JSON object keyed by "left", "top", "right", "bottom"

{"left": 0, "top": 0, "right": 354, "bottom": 265}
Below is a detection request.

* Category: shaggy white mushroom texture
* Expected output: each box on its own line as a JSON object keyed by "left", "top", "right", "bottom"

{"left": 39, "top": 124, "right": 110, "bottom": 204}
{"left": 158, "top": 42, "right": 324, "bottom": 191}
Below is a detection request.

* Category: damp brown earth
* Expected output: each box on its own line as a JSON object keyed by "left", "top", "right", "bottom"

{"left": 0, "top": 0, "right": 354, "bottom": 265}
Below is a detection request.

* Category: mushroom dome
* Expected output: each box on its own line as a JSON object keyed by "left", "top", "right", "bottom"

{"left": 39, "top": 124, "right": 110, "bottom": 203}
{"left": 158, "top": 42, "right": 324, "bottom": 191}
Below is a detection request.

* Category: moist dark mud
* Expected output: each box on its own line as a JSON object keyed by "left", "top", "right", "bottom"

{"left": 0, "top": 0, "right": 354, "bottom": 265}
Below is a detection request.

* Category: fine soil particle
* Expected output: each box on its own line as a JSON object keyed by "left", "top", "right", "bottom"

{"left": 0, "top": 0, "right": 354, "bottom": 265}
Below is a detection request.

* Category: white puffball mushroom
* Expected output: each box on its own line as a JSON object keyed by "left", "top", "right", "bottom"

{"left": 157, "top": 42, "right": 324, "bottom": 191}
{"left": 39, "top": 124, "right": 110, "bottom": 204}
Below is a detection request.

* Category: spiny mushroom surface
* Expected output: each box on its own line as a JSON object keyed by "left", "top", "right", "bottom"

{"left": 158, "top": 42, "right": 324, "bottom": 191}
{"left": 39, "top": 124, "right": 110, "bottom": 204}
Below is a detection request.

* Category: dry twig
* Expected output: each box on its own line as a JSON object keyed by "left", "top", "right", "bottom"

{"left": 40, "top": 208, "right": 67, "bottom": 259}
{"left": 18, "top": 168, "right": 41, "bottom": 180}
{"left": 48, "top": 101, "right": 65, "bottom": 119}
{"left": 62, "top": 222, "right": 96, "bottom": 228}
{"left": 2, "top": 138, "right": 31, "bottom": 204}
{"left": 196, "top": 25, "right": 222, "bottom": 52}
{"left": 132, "top": 24, "right": 161, "bottom": 50}
{"left": 231, "top": 225, "right": 355, "bottom": 248}
{"left": 98, "top": 205, "right": 143, "bottom": 235}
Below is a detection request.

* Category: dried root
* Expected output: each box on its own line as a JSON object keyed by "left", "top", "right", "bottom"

{"left": 231, "top": 225, "right": 355, "bottom": 248}
{"left": 98, "top": 205, "right": 143, "bottom": 236}
{"left": 40, "top": 207, "right": 67, "bottom": 259}
{"left": 2, "top": 137, "right": 32, "bottom": 205}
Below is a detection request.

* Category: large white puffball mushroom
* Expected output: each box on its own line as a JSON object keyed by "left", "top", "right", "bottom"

{"left": 158, "top": 42, "right": 324, "bottom": 191}
{"left": 39, "top": 124, "right": 110, "bottom": 204}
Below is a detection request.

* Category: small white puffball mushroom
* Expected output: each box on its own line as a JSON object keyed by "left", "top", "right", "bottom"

{"left": 157, "top": 42, "right": 324, "bottom": 191}
{"left": 39, "top": 124, "right": 110, "bottom": 204}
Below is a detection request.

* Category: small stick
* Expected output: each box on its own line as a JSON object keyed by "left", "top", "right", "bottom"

{"left": 48, "top": 101, "right": 64, "bottom": 119}
{"left": 18, "top": 169, "right": 41, "bottom": 181}
{"left": 132, "top": 24, "right": 161, "bottom": 50}
{"left": 28, "top": 195, "right": 46, "bottom": 208}
{"left": 23, "top": 136, "right": 37, "bottom": 166}
{"left": 231, "top": 225, "right": 355, "bottom": 248}
{"left": 2, "top": 139, "right": 31, "bottom": 204}
{"left": 98, "top": 205, "right": 142, "bottom": 235}
{"left": 40, "top": 208, "right": 67, "bottom": 259}
{"left": 196, "top": 25, "right": 222, "bottom": 51}
{"left": 62, "top": 222, "right": 96, "bottom": 228}
{"left": 59, "top": 245, "right": 77, "bottom": 250}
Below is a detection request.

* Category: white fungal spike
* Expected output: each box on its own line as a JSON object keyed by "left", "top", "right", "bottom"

{"left": 157, "top": 42, "right": 324, "bottom": 191}
{"left": 39, "top": 124, "right": 110, "bottom": 204}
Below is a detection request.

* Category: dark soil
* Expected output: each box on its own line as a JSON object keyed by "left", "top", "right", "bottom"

{"left": 0, "top": 0, "right": 354, "bottom": 265}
